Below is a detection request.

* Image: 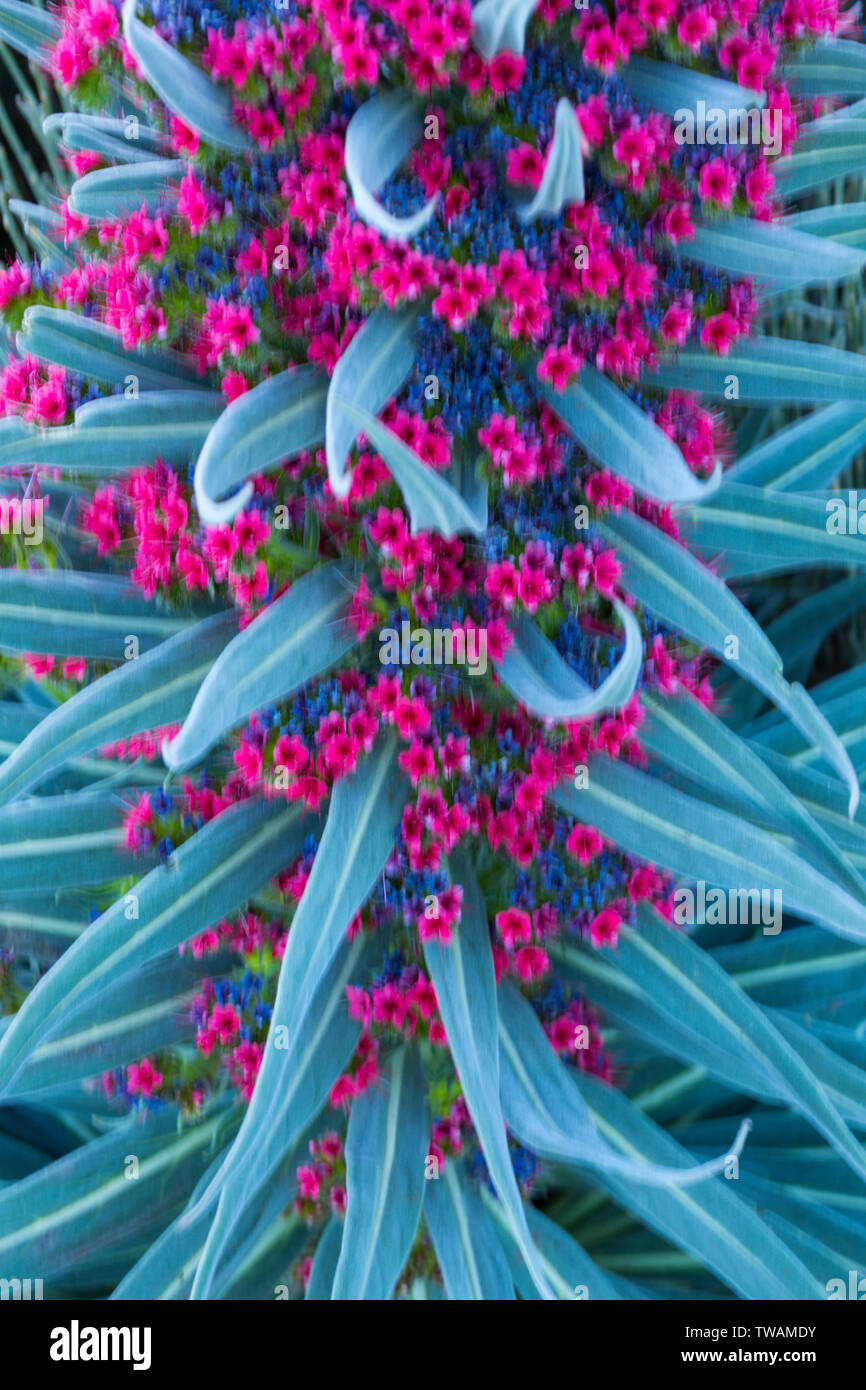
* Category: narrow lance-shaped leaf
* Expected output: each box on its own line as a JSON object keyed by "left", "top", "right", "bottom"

{"left": 497, "top": 981, "right": 751, "bottom": 1186}
{"left": 326, "top": 304, "right": 421, "bottom": 499}
{"left": 344, "top": 91, "right": 438, "bottom": 241}
{"left": 423, "top": 1161, "right": 515, "bottom": 1300}
{"left": 121, "top": 0, "right": 251, "bottom": 153}
{"left": 184, "top": 738, "right": 409, "bottom": 1294}
{"left": 193, "top": 365, "right": 328, "bottom": 526}
{"left": 774, "top": 118, "right": 866, "bottom": 197}
{"left": 0, "top": 612, "right": 237, "bottom": 807}
{"left": 0, "top": 570, "right": 193, "bottom": 660}
{"left": 18, "top": 305, "right": 204, "bottom": 391}
{"left": 0, "top": 392, "right": 224, "bottom": 473}
{"left": 784, "top": 38, "right": 866, "bottom": 97}
{"left": 471, "top": 0, "right": 540, "bottom": 58}
{"left": 621, "top": 54, "right": 765, "bottom": 118}
{"left": 305, "top": 1218, "right": 346, "bottom": 1300}
{"left": 186, "top": 935, "right": 371, "bottom": 1298}
{"left": 495, "top": 600, "right": 641, "bottom": 721}
{"left": 517, "top": 99, "right": 585, "bottom": 222}
{"left": 163, "top": 564, "right": 357, "bottom": 772}
{"left": 0, "top": 791, "right": 144, "bottom": 899}
{"left": 640, "top": 689, "right": 866, "bottom": 903}
{"left": 0, "top": 798, "right": 316, "bottom": 1095}
{"left": 538, "top": 362, "right": 721, "bottom": 502}
{"left": 597, "top": 508, "right": 859, "bottom": 815}
{"left": 0, "top": 1106, "right": 228, "bottom": 1288}
{"left": 485, "top": 1193, "right": 623, "bottom": 1301}
{"left": 3, "top": 950, "right": 217, "bottom": 1100}
{"left": 677, "top": 216, "right": 866, "bottom": 294}
{"left": 332, "top": 1045, "right": 429, "bottom": 1300}
{"left": 44, "top": 112, "right": 170, "bottom": 163}
{"left": 572, "top": 1072, "right": 823, "bottom": 1300}
{"left": 724, "top": 403, "right": 866, "bottom": 490}
{"left": 675, "top": 484, "right": 866, "bottom": 576}
{"left": 341, "top": 404, "right": 488, "bottom": 538}
{"left": 649, "top": 335, "right": 866, "bottom": 405}
{"left": 553, "top": 758, "right": 866, "bottom": 944}
{"left": 424, "top": 849, "right": 554, "bottom": 1300}
{"left": 613, "top": 907, "right": 866, "bottom": 1182}
{"left": 69, "top": 159, "right": 186, "bottom": 219}
{"left": 0, "top": 0, "right": 60, "bottom": 63}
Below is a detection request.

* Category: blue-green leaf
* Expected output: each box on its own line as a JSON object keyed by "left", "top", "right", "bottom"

{"left": 44, "top": 111, "right": 170, "bottom": 164}
{"left": 495, "top": 600, "right": 641, "bottom": 721}
{"left": 597, "top": 508, "right": 859, "bottom": 814}
{"left": 487, "top": 1197, "right": 623, "bottom": 1301}
{"left": 185, "top": 737, "right": 409, "bottom": 1295}
{"left": 163, "top": 564, "right": 357, "bottom": 772}
{"left": 344, "top": 91, "right": 437, "bottom": 240}
{"left": 517, "top": 99, "right": 584, "bottom": 221}
{"left": 3, "top": 950, "right": 214, "bottom": 1099}
{"left": 649, "top": 336, "right": 866, "bottom": 404}
{"left": 622, "top": 54, "right": 764, "bottom": 117}
{"left": 675, "top": 484, "right": 866, "bottom": 576}
{"left": 18, "top": 305, "right": 203, "bottom": 391}
{"left": 121, "top": 0, "right": 251, "bottom": 153}
{"left": 193, "top": 365, "right": 328, "bottom": 525}
{"left": 326, "top": 304, "right": 421, "bottom": 499}
{"left": 471, "top": 0, "right": 539, "bottom": 57}
{"left": 785, "top": 38, "right": 866, "bottom": 98}
{"left": 613, "top": 907, "right": 866, "bottom": 1180}
{"left": 498, "top": 980, "right": 750, "bottom": 1185}
{"left": 0, "top": 570, "right": 192, "bottom": 660}
{"left": 305, "top": 1218, "right": 345, "bottom": 1300}
{"left": 0, "top": 798, "right": 314, "bottom": 1094}
{"left": 724, "top": 403, "right": 866, "bottom": 490}
{"left": 425, "top": 848, "right": 553, "bottom": 1300}
{"left": 423, "top": 1161, "right": 515, "bottom": 1300}
{"left": 573, "top": 1073, "right": 823, "bottom": 1300}
{"left": 340, "top": 405, "right": 488, "bottom": 538}
{"left": 0, "top": 1106, "right": 227, "bottom": 1291}
{"left": 0, "top": 791, "right": 143, "bottom": 897}
{"left": 0, "top": 612, "right": 236, "bottom": 807}
{"left": 538, "top": 362, "right": 721, "bottom": 502}
{"left": 640, "top": 690, "right": 866, "bottom": 903}
{"left": 553, "top": 758, "right": 866, "bottom": 944}
{"left": 0, "top": 0, "right": 59, "bottom": 62}
{"left": 782, "top": 202, "right": 866, "bottom": 249}
{"left": 332, "top": 1045, "right": 429, "bottom": 1300}
{"left": 69, "top": 158, "right": 185, "bottom": 218}
{"left": 0, "top": 392, "right": 224, "bottom": 472}
{"left": 774, "top": 118, "right": 866, "bottom": 197}
{"left": 678, "top": 217, "right": 866, "bottom": 294}
{"left": 187, "top": 934, "right": 370, "bottom": 1298}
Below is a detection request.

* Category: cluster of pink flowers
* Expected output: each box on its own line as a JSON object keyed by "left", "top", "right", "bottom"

{"left": 294, "top": 1131, "right": 346, "bottom": 1227}
{"left": 0, "top": 355, "right": 67, "bottom": 424}
{"left": 346, "top": 969, "right": 448, "bottom": 1047}
{"left": 53, "top": 0, "right": 118, "bottom": 88}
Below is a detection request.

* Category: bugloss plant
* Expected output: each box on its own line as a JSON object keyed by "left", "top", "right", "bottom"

{"left": 0, "top": 0, "right": 865, "bottom": 1301}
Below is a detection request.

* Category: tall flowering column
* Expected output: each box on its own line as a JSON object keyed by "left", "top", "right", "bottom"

{"left": 0, "top": 0, "right": 864, "bottom": 1302}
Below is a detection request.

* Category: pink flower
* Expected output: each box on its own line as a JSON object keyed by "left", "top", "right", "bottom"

{"left": 496, "top": 906, "right": 532, "bottom": 950}
{"left": 507, "top": 142, "right": 545, "bottom": 187}
{"left": 700, "top": 311, "right": 739, "bottom": 356}
{"left": 127, "top": 1057, "right": 163, "bottom": 1097}
{"left": 537, "top": 343, "right": 582, "bottom": 392}
{"left": 178, "top": 171, "right": 210, "bottom": 234}
{"left": 698, "top": 158, "right": 737, "bottom": 208}
{"left": 566, "top": 823, "right": 604, "bottom": 864}
{"left": 589, "top": 905, "right": 622, "bottom": 949}
{"left": 488, "top": 51, "right": 525, "bottom": 93}
{"left": 513, "top": 945, "right": 550, "bottom": 982}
